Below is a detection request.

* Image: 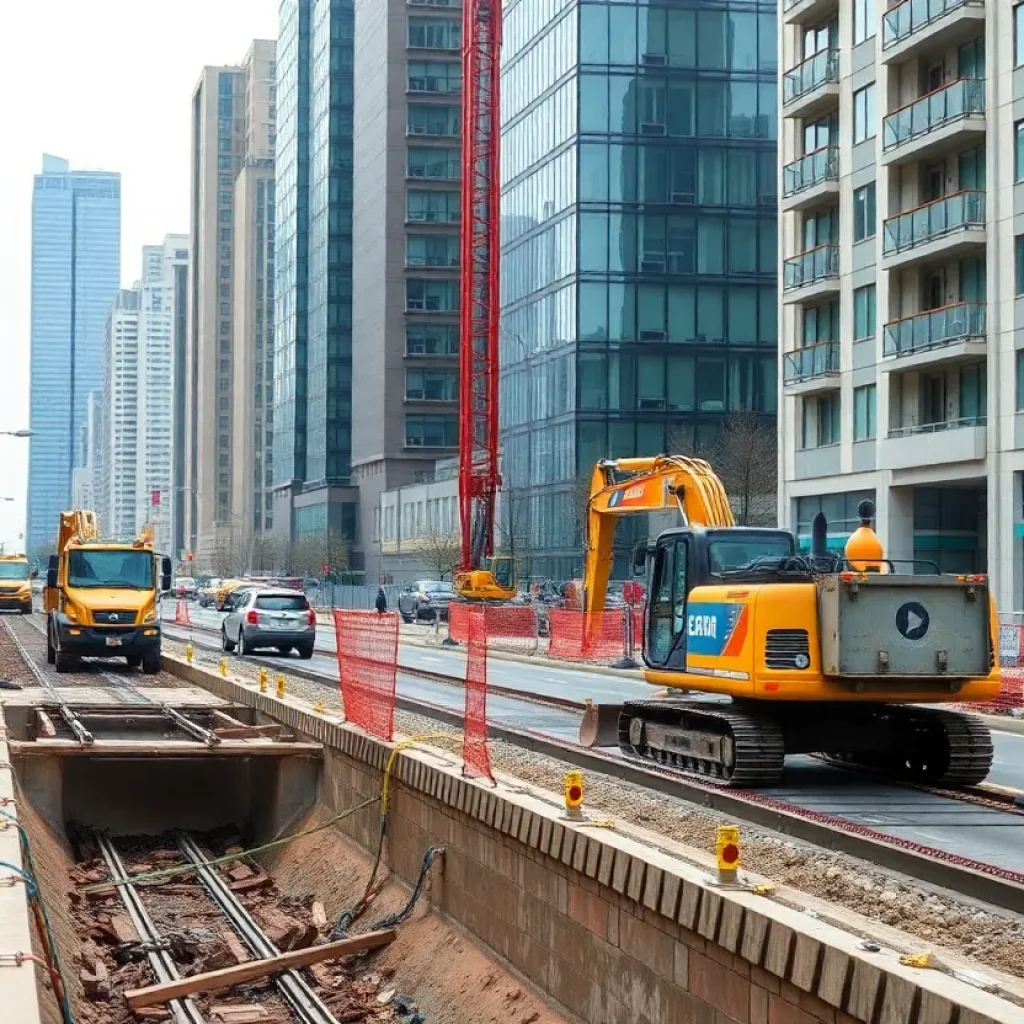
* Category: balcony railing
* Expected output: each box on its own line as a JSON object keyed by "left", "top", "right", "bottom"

{"left": 883, "top": 301, "right": 986, "bottom": 357}
{"left": 882, "top": 0, "right": 981, "bottom": 49}
{"left": 783, "top": 244, "right": 839, "bottom": 291}
{"left": 883, "top": 78, "right": 985, "bottom": 151}
{"left": 882, "top": 190, "right": 985, "bottom": 255}
{"left": 784, "top": 340, "right": 840, "bottom": 383}
{"left": 783, "top": 48, "right": 840, "bottom": 104}
{"left": 783, "top": 146, "right": 839, "bottom": 198}
{"left": 888, "top": 414, "right": 986, "bottom": 439}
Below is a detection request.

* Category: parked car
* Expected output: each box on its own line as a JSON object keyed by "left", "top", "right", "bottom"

{"left": 221, "top": 588, "right": 316, "bottom": 658}
{"left": 197, "top": 579, "right": 222, "bottom": 608}
{"left": 175, "top": 577, "right": 198, "bottom": 600}
{"left": 397, "top": 580, "right": 455, "bottom": 623}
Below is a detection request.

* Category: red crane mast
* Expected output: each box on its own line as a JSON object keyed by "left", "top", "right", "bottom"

{"left": 458, "top": 0, "right": 502, "bottom": 573}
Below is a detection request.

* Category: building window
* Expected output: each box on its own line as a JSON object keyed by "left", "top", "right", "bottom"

{"left": 406, "top": 369, "right": 458, "bottom": 401}
{"left": 1017, "top": 4, "right": 1024, "bottom": 66}
{"left": 802, "top": 393, "right": 840, "bottom": 448}
{"left": 1017, "top": 351, "right": 1024, "bottom": 410}
{"left": 408, "top": 17, "right": 461, "bottom": 50}
{"left": 853, "top": 84, "right": 875, "bottom": 144}
{"left": 407, "top": 234, "right": 459, "bottom": 268}
{"left": 853, "top": 384, "right": 876, "bottom": 440}
{"left": 407, "top": 190, "right": 459, "bottom": 223}
{"left": 408, "top": 104, "right": 460, "bottom": 137}
{"left": 405, "top": 414, "right": 458, "bottom": 448}
{"left": 853, "top": 183, "right": 876, "bottom": 242}
{"left": 853, "top": 285, "right": 876, "bottom": 340}
{"left": 407, "top": 147, "right": 459, "bottom": 180}
{"left": 407, "top": 324, "right": 458, "bottom": 356}
{"left": 853, "top": 0, "right": 875, "bottom": 44}
{"left": 1017, "top": 122, "right": 1024, "bottom": 181}
{"left": 1016, "top": 237, "right": 1024, "bottom": 295}
{"left": 406, "top": 279, "right": 458, "bottom": 312}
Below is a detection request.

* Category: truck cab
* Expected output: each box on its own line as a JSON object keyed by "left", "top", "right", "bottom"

{"left": 44, "top": 511, "right": 172, "bottom": 674}
{"left": 0, "top": 554, "right": 35, "bottom": 615}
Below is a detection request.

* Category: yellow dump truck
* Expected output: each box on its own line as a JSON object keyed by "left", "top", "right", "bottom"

{"left": 0, "top": 553, "right": 35, "bottom": 614}
{"left": 43, "top": 511, "right": 172, "bottom": 674}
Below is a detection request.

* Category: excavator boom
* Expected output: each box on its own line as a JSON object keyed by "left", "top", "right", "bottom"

{"left": 583, "top": 456, "right": 734, "bottom": 614}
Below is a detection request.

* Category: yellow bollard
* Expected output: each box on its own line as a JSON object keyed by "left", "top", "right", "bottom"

{"left": 715, "top": 825, "right": 741, "bottom": 885}
{"left": 219, "top": 658, "right": 228, "bottom": 678}
{"left": 185, "top": 642, "right": 194, "bottom": 664}
{"left": 314, "top": 700, "right": 325, "bottom": 714}
{"left": 258, "top": 668, "right": 268, "bottom": 693}
{"left": 276, "top": 674, "right": 286, "bottom": 699}
{"left": 563, "top": 771, "right": 585, "bottom": 821}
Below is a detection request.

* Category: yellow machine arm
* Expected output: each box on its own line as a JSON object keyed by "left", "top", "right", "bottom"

{"left": 56, "top": 510, "right": 100, "bottom": 552}
{"left": 583, "top": 456, "right": 735, "bottom": 614}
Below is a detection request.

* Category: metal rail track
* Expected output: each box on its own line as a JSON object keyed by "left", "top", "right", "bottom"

{"left": 161, "top": 620, "right": 1024, "bottom": 913}
{"left": 176, "top": 832, "right": 343, "bottom": 1024}
{"left": 96, "top": 834, "right": 206, "bottom": 1024}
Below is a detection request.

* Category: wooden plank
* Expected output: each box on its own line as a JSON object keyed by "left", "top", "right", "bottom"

{"left": 211, "top": 709, "right": 246, "bottom": 729}
{"left": 214, "top": 725, "right": 283, "bottom": 739}
{"left": 35, "top": 710, "right": 57, "bottom": 738}
{"left": 9, "top": 740, "right": 321, "bottom": 758}
{"left": 124, "top": 930, "right": 396, "bottom": 1009}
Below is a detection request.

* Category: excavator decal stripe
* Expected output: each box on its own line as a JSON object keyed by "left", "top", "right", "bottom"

{"left": 720, "top": 605, "right": 749, "bottom": 658}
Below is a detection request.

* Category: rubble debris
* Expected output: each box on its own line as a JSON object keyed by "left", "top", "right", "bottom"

{"left": 80, "top": 957, "right": 110, "bottom": 1001}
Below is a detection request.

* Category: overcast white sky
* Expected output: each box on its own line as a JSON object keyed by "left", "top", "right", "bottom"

{"left": 0, "top": 0, "right": 279, "bottom": 551}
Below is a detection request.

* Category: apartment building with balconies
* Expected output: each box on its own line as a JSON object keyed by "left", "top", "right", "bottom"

{"left": 778, "top": 0, "right": 1024, "bottom": 610}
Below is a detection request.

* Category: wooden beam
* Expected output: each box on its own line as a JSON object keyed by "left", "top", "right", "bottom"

{"left": 211, "top": 709, "right": 247, "bottom": 729}
{"left": 214, "top": 725, "right": 283, "bottom": 739}
{"left": 123, "top": 930, "right": 396, "bottom": 1009}
{"left": 9, "top": 740, "right": 321, "bottom": 758}
{"left": 35, "top": 710, "right": 57, "bottom": 739}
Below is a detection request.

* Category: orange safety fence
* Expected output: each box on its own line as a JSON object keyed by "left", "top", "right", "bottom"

{"left": 547, "top": 608, "right": 632, "bottom": 664}
{"left": 333, "top": 609, "right": 399, "bottom": 741}
{"left": 448, "top": 603, "right": 538, "bottom": 655}
{"left": 462, "top": 608, "right": 494, "bottom": 780}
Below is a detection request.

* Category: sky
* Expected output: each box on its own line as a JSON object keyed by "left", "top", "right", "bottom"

{"left": 0, "top": 0, "right": 279, "bottom": 551}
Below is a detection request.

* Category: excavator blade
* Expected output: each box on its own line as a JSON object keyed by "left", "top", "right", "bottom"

{"left": 579, "top": 701, "right": 624, "bottom": 748}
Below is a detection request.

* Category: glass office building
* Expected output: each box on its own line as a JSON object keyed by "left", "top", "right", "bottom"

{"left": 27, "top": 155, "right": 121, "bottom": 554}
{"left": 274, "top": 0, "right": 358, "bottom": 544}
{"left": 499, "top": 0, "right": 778, "bottom": 580}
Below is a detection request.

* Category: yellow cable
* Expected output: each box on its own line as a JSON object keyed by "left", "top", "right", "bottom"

{"left": 381, "top": 733, "right": 451, "bottom": 814}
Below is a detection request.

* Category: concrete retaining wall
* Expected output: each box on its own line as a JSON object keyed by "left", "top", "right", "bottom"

{"left": 166, "top": 655, "right": 1021, "bottom": 1024}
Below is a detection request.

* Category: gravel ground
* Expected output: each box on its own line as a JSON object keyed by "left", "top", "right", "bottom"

{"left": 163, "top": 637, "right": 1024, "bottom": 985}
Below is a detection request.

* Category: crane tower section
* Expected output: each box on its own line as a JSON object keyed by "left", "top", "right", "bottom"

{"left": 458, "top": 0, "right": 502, "bottom": 572}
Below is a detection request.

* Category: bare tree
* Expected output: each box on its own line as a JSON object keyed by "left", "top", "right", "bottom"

{"left": 249, "top": 533, "right": 278, "bottom": 574}
{"left": 670, "top": 414, "right": 777, "bottom": 526}
{"left": 496, "top": 484, "right": 530, "bottom": 565}
{"left": 418, "top": 527, "right": 462, "bottom": 581}
{"left": 287, "top": 530, "right": 352, "bottom": 582}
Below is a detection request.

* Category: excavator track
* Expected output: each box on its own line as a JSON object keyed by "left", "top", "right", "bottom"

{"left": 822, "top": 705, "right": 994, "bottom": 788}
{"left": 618, "top": 700, "right": 786, "bottom": 787}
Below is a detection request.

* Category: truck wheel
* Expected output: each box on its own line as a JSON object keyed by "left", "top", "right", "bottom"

{"left": 46, "top": 625, "right": 56, "bottom": 664}
{"left": 142, "top": 652, "right": 161, "bottom": 675}
{"left": 54, "top": 649, "right": 77, "bottom": 674}
{"left": 20, "top": 606, "right": 31, "bottom": 616}
{"left": 126, "top": 654, "right": 142, "bottom": 669}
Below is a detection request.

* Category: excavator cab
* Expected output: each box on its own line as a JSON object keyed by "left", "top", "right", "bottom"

{"left": 454, "top": 555, "right": 517, "bottom": 602}
{"left": 644, "top": 526, "right": 797, "bottom": 670}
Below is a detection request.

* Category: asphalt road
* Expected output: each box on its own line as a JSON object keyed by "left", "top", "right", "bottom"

{"left": 163, "top": 602, "right": 1024, "bottom": 872}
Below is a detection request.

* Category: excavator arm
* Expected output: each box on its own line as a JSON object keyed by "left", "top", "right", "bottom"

{"left": 582, "top": 456, "right": 735, "bottom": 614}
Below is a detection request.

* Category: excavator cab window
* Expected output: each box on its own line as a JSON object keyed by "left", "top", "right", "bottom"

{"left": 646, "top": 536, "right": 689, "bottom": 669}
{"left": 491, "top": 556, "right": 515, "bottom": 591}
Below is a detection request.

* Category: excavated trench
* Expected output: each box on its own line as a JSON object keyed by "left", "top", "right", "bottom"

{"left": 11, "top": 734, "right": 566, "bottom": 1024}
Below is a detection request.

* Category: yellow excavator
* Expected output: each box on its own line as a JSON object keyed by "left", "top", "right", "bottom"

{"left": 578, "top": 456, "right": 1000, "bottom": 787}
{"left": 44, "top": 511, "right": 172, "bottom": 674}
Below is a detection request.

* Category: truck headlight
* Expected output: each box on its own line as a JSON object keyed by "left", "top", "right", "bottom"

{"left": 143, "top": 608, "right": 157, "bottom": 623}
{"left": 65, "top": 603, "right": 79, "bottom": 622}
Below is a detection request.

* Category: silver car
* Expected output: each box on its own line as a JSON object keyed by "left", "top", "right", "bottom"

{"left": 397, "top": 580, "right": 455, "bottom": 622}
{"left": 221, "top": 588, "right": 316, "bottom": 658}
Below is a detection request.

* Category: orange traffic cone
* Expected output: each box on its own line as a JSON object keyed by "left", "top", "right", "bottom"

{"left": 175, "top": 599, "right": 192, "bottom": 625}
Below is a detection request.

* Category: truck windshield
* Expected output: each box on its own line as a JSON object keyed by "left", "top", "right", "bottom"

{"left": 0, "top": 563, "right": 29, "bottom": 581}
{"left": 68, "top": 550, "right": 153, "bottom": 589}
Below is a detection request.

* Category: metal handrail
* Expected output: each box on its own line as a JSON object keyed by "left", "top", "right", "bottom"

{"left": 783, "top": 145, "right": 839, "bottom": 198}
{"left": 783, "top": 244, "right": 840, "bottom": 290}
{"left": 783, "top": 339, "right": 840, "bottom": 382}
{"left": 882, "top": 0, "right": 981, "bottom": 49}
{"left": 888, "top": 415, "right": 986, "bottom": 438}
{"left": 883, "top": 78, "right": 985, "bottom": 150}
{"left": 883, "top": 301, "right": 986, "bottom": 356}
{"left": 882, "top": 190, "right": 985, "bottom": 254}
{"left": 783, "top": 48, "right": 840, "bottom": 104}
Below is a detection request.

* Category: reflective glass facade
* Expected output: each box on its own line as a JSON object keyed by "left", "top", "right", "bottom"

{"left": 499, "top": 0, "right": 778, "bottom": 579}
{"left": 28, "top": 158, "right": 121, "bottom": 553}
{"left": 275, "top": 0, "right": 356, "bottom": 537}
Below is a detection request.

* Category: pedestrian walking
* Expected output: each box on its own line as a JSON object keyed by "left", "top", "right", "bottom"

{"left": 375, "top": 587, "right": 388, "bottom": 614}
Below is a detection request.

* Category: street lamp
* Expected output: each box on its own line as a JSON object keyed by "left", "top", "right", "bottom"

{"left": 0, "top": 498, "right": 15, "bottom": 503}
{"left": 0, "top": 430, "right": 32, "bottom": 438}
